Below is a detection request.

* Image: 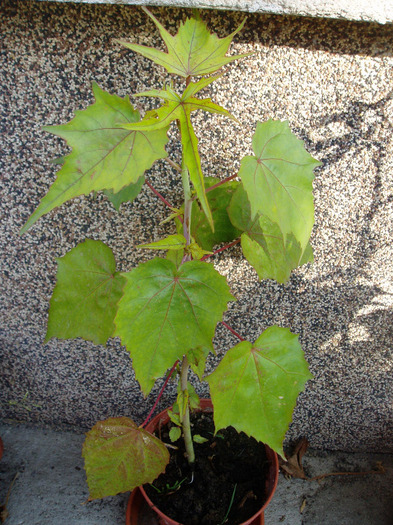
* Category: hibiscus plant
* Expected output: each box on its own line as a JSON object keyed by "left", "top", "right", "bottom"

{"left": 21, "top": 7, "right": 319, "bottom": 500}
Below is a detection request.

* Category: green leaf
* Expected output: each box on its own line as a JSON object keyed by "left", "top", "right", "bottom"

{"left": 207, "top": 326, "right": 313, "bottom": 458}
{"left": 239, "top": 120, "right": 321, "bottom": 253}
{"left": 187, "top": 242, "right": 213, "bottom": 260}
{"left": 179, "top": 108, "right": 213, "bottom": 230}
{"left": 187, "top": 381, "right": 200, "bottom": 409}
{"left": 167, "top": 408, "right": 181, "bottom": 427}
{"left": 137, "top": 234, "right": 187, "bottom": 251}
{"left": 122, "top": 82, "right": 235, "bottom": 231}
{"left": 45, "top": 240, "right": 125, "bottom": 345}
{"left": 193, "top": 434, "right": 208, "bottom": 444}
{"left": 187, "top": 346, "right": 209, "bottom": 380}
{"left": 192, "top": 177, "right": 241, "bottom": 251}
{"left": 228, "top": 185, "right": 313, "bottom": 283}
{"left": 118, "top": 8, "right": 250, "bottom": 78}
{"left": 166, "top": 248, "right": 184, "bottom": 268}
{"left": 103, "top": 176, "right": 145, "bottom": 211}
{"left": 82, "top": 417, "right": 169, "bottom": 499}
{"left": 115, "top": 258, "right": 234, "bottom": 395}
{"left": 169, "top": 426, "right": 182, "bottom": 442}
{"left": 177, "top": 389, "right": 189, "bottom": 420}
{"left": 123, "top": 81, "right": 234, "bottom": 133}
{"left": 20, "top": 83, "right": 169, "bottom": 233}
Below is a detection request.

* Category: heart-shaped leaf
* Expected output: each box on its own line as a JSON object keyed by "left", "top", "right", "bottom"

{"left": 115, "top": 258, "right": 234, "bottom": 395}
{"left": 118, "top": 8, "right": 250, "bottom": 78}
{"left": 239, "top": 120, "right": 321, "bottom": 253}
{"left": 207, "top": 326, "right": 313, "bottom": 457}
{"left": 45, "top": 240, "right": 125, "bottom": 345}
{"left": 21, "top": 83, "right": 168, "bottom": 233}
{"left": 83, "top": 417, "right": 169, "bottom": 499}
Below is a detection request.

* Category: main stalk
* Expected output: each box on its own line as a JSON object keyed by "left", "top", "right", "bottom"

{"left": 179, "top": 75, "right": 196, "bottom": 467}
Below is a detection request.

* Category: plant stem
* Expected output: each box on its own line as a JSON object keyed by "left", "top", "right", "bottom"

{"left": 178, "top": 74, "right": 195, "bottom": 466}
{"left": 146, "top": 180, "right": 173, "bottom": 209}
{"left": 165, "top": 157, "right": 182, "bottom": 172}
{"left": 222, "top": 321, "right": 245, "bottom": 341}
{"left": 140, "top": 360, "right": 179, "bottom": 429}
{"left": 204, "top": 173, "right": 238, "bottom": 193}
{"left": 190, "top": 173, "right": 239, "bottom": 202}
{"left": 201, "top": 238, "right": 241, "bottom": 261}
{"left": 180, "top": 355, "right": 195, "bottom": 465}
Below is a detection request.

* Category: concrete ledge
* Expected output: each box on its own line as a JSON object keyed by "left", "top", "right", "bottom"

{"left": 1, "top": 422, "right": 393, "bottom": 525}
{"left": 37, "top": 0, "right": 393, "bottom": 24}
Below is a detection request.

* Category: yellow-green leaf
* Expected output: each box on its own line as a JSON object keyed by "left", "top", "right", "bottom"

{"left": 20, "top": 83, "right": 168, "bottom": 233}
{"left": 115, "top": 258, "right": 234, "bottom": 395}
{"left": 207, "top": 326, "right": 313, "bottom": 458}
{"left": 118, "top": 8, "right": 250, "bottom": 78}
{"left": 137, "top": 234, "right": 187, "bottom": 251}
{"left": 228, "top": 184, "right": 313, "bottom": 283}
{"left": 239, "top": 120, "right": 321, "bottom": 253}
{"left": 83, "top": 417, "right": 169, "bottom": 499}
{"left": 45, "top": 240, "right": 125, "bottom": 345}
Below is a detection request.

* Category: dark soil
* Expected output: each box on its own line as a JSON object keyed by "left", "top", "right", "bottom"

{"left": 144, "top": 411, "right": 272, "bottom": 525}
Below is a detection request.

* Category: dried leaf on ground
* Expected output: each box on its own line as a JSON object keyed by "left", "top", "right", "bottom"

{"left": 280, "top": 437, "right": 309, "bottom": 479}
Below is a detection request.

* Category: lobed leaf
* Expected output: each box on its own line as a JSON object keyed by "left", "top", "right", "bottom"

{"left": 207, "top": 326, "right": 313, "bottom": 458}
{"left": 118, "top": 8, "right": 250, "bottom": 78}
{"left": 83, "top": 417, "right": 169, "bottom": 499}
{"left": 21, "top": 83, "right": 169, "bottom": 233}
{"left": 239, "top": 120, "right": 321, "bottom": 254}
{"left": 115, "top": 258, "right": 234, "bottom": 395}
{"left": 122, "top": 82, "right": 235, "bottom": 231}
{"left": 45, "top": 240, "right": 125, "bottom": 345}
{"left": 228, "top": 184, "right": 313, "bottom": 282}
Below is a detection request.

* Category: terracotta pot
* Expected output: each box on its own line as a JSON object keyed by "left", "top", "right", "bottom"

{"left": 126, "top": 400, "right": 278, "bottom": 525}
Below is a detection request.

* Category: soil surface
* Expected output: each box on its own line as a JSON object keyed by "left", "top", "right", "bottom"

{"left": 144, "top": 411, "right": 271, "bottom": 525}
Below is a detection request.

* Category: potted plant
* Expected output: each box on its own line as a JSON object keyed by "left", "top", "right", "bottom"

{"left": 20, "top": 7, "right": 320, "bottom": 524}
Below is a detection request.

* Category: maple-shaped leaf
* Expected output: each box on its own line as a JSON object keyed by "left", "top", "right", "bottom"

{"left": 20, "top": 83, "right": 169, "bottom": 233}
{"left": 207, "top": 326, "right": 313, "bottom": 458}
{"left": 115, "top": 258, "right": 234, "bottom": 395}
{"left": 192, "top": 177, "right": 241, "bottom": 251}
{"left": 118, "top": 7, "right": 250, "bottom": 78}
{"left": 45, "top": 240, "right": 125, "bottom": 345}
{"left": 122, "top": 79, "right": 235, "bottom": 231}
{"left": 103, "top": 176, "right": 145, "bottom": 211}
{"left": 239, "top": 120, "right": 321, "bottom": 253}
{"left": 228, "top": 184, "right": 313, "bottom": 283}
{"left": 82, "top": 417, "right": 169, "bottom": 499}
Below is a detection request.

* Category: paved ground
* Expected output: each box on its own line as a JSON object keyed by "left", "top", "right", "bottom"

{"left": 0, "top": 422, "right": 392, "bottom": 525}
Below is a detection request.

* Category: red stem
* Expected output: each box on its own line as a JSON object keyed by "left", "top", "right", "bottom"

{"left": 205, "top": 174, "right": 238, "bottom": 193}
{"left": 201, "top": 238, "right": 241, "bottom": 260}
{"left": 140, "top": 360, "right": 179, "bottom": 428}
{"left": 222, "top": 321, "right": 245, "bottom": 341}
{"left": 146, "top": 180, "right": 173, "bottom": 209}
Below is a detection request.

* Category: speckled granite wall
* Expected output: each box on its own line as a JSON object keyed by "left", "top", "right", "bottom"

{"left": 1, "top": 0, "right": 392, "bottom": 452}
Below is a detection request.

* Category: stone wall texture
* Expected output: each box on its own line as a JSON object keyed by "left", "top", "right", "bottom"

{"left": 1, "top": 0, "right": 393, "bottom": 452}
{"left": 37, "top": 0, "right": 393, "bottom": 25}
